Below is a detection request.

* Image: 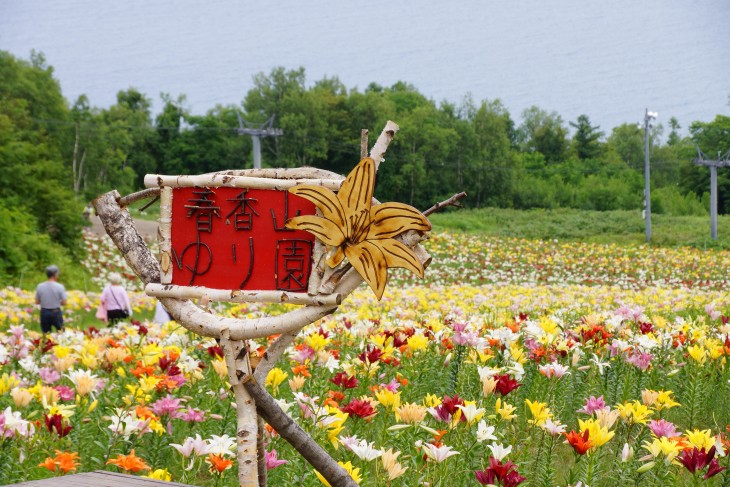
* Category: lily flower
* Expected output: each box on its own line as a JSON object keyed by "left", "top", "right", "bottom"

{"left": 265, "top": 449, "right": 288, "bottom": 470}
{"left": 421, "top": 442, "right": 460, "bottom": 463}
{"left": 487, "top": 442, "right": 513, "bottom": 461}
{"left": 107, "top": 449, "right": 150, "bottom": 473}
{"left": 171, "top": 434, "right": 210, "bottom": 457}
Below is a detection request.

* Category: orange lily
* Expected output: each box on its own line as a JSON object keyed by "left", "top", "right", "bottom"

{"left": 206, "top": 454, "right": 233, "bottom": 475}
{"left": 107, "top": 449, "right": 151, "bottom": 472}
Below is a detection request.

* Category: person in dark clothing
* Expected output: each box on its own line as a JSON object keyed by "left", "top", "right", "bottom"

{"left": 35, "top": 265, "right": 67, "bottom": 334}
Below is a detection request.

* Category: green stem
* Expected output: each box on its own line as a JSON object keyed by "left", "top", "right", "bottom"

{"left": 532, "top": 428, "right": 546, "bottom": 479}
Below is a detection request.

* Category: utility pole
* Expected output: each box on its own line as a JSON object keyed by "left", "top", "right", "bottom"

{"left": 693, "top": 148, "right": 730, "bottom": 239}
{"left": 643, "top": 109, "right": 658, "bottom": 243}
{"left": 236, "top": 114, "right": 283, "bottom": 169}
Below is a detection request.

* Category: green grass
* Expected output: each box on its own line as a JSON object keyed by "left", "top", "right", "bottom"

{"left": 429, "top": 207, "right": 730, "bottom": 249}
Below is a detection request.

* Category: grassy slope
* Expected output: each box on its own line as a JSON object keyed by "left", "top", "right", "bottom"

{"left": 429, "top": 207, "right": 730, "bottom": 249}
{"left": 132, "top": 199, "right": 728, "bottom": 248}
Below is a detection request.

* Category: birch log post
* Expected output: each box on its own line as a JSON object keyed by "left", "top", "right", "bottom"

{"left": 370, "top": 120, "right": 398, "bottom": 170}
{"left": 221, "top": 331, "right": 258, "bottom": 487}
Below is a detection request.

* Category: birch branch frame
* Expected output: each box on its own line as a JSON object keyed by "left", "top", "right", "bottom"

{"left": 144, "top": 174, "right": 343, "bottom": 190}
{"left": 145, "top": 283, "right": 341, "bottom": 306}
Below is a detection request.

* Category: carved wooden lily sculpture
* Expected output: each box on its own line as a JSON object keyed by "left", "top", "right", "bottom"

{"left": 286, "top": 157, "right": 431, "bottom": 299}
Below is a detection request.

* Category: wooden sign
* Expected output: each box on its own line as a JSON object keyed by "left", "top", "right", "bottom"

{"left": 144, "top": 172, "right": 345, "bottom": 306}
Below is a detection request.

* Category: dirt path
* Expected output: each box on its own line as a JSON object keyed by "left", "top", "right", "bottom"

{"left": 89, "top": 215, "right": 158, "bottom": 240}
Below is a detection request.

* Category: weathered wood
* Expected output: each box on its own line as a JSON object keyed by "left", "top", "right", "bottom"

{"left": 306, "top": 214, "right": 327, "bottom": 296}
{"left": 204, "top": 167, "right": 343, "bottom": 181}
{"left": 93, "top": 191, "right": 161, "bottom": 285}
{"left": 117, "top": 188, "right": 161, "bottom": 208}
{"left": 423, "top": 191, "right": 468, "bottom": 217}
{"left": 256, "top": 415, "right": 267, "bottom": 487}
{"left": 10, "top": 470, "right": 194, "bottom": 486}
{"left": 145, "top": 283, "right": 341, "bottom": 306}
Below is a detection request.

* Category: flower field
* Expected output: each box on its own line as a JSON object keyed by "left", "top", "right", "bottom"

{"left": 2, "top": 232, "right": 730, "bottom": 486}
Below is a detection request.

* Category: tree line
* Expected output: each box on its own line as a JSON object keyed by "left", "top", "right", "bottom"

{"left": 1, "top": 50, "right": 728, "bottom": 286}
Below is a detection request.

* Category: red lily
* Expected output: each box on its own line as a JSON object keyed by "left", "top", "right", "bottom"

{"left": 475, "top": 457, "right": 526, "bottom": 487}
{"left": 565, "top": 429, "right": 592, "bottom": 455}
{"left": 330, "top": 372, "right": 359, "bottom": 389}
{"left": 340, "top": 398, "right": 376, "bottom": 419}
{"left": 44, "top": 413, "right": 73, "bottom": 438}
{"left": 494, "top": 374, "right": 522, "bottom": 396}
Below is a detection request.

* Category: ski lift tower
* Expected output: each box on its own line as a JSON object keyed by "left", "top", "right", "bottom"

{"left": 236, "top": 114, "right": 283, "bottom": 169}
{"left": 693, "top": 147, "right": 730, "bottom": 240}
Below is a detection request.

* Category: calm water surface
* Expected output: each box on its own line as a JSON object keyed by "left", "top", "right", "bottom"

{"left": 0, "top": 0, "right": 728, "bottom": 131}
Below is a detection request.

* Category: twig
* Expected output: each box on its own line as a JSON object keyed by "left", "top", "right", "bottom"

{"left": 423, "top": 192, "right": 468, "bottom": 217}
{"left": 116, "top": 188, "right": 161, "bottom": 208}
{"left": 138, "top": 195, "right": 160, "bottom": 212}
{"left": 253, "top": 331, "right": 298, "bottom": 383}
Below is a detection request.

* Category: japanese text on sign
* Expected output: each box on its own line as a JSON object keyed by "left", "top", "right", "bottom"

{"left": 170, "top": 187, "right": 316, "bottom": 292}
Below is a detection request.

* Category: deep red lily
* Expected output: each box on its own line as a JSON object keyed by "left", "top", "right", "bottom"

{"left": 494, "top": 374, "right": 522, "bottom": 396}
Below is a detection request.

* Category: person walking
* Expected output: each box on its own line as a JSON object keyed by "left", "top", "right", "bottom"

{"left": 100, "top": 272, "right": 133, "bottom": 326}
{"left": 35, "top": 265, "right": 67, "bottom": 334}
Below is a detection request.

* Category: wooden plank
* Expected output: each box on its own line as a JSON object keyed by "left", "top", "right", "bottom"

{"left": 7, "top": 470, "right": 195, "bottom": 487}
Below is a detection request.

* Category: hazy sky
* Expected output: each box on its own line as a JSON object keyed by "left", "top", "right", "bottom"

{"left": 1, "top": 0, "right": 728, "bottom": 131}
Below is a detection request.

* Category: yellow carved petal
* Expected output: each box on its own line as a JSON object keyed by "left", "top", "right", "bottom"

{"left": 345, "top": 241, "right": 387, "bottom": 300}
{"left": 289, "top": 185, "right": 346, "bottom": 227}
{"left": 326, "top": 246, "right": 345, "bottom": 268}
{"left": 367, "top": 202, "right": 431, "bottom": 239}
{"left": 337, "top": 158, "right": 375, "bottom": 219}
{"left": 285, "top": 215, "right": 345, "bottom": 247}
{"left": 377, "top": 238, "right": 424, "bottom": 278}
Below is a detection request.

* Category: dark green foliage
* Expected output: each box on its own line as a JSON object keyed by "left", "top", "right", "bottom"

{"left": 0, "top": 203, "right": 70, "bottom": 285}
{"left": 0, "top": 51, "right": 83, "bottom": 254}
{"left": 517, "top": 106, "right": 569, "bottom": 164}
{"left": 570, "top": 114, "right": 603, "bottom": 160}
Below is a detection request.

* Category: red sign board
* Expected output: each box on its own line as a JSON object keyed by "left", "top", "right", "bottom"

{"left": 169, "top": 187, "right": 316, "bottom": 291}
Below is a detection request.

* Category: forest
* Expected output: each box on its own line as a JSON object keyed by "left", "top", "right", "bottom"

{"left": 1, "top": 50, "right": 728, "bottom": 285}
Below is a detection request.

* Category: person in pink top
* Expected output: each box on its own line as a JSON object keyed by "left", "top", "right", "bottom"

{"left": 100, "top": 272, "right": 133, "bottom": 326}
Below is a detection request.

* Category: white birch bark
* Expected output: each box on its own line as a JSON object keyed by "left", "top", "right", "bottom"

{"left": 221, "top": 331, "right": 258, "bottom": 487}
{"left": 145, "top": 284, "right": 340, "bottom": 306}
